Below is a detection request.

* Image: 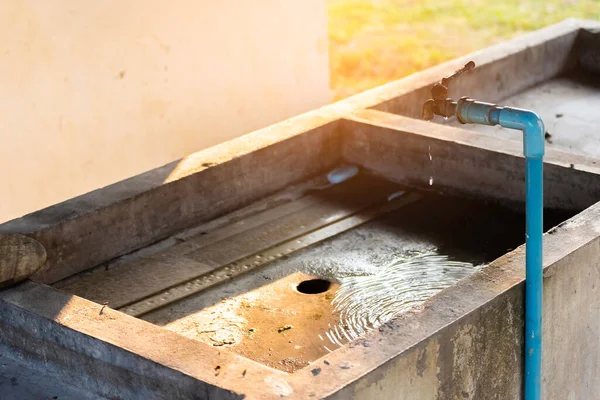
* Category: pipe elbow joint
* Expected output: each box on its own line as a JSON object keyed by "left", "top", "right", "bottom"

{"left": 499, "top": 108, "right": 545, "bottom": 158}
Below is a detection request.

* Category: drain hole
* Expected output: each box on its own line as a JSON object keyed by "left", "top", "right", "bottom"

{"left": 297, "top": 279, "right": 331, "bottom": 294}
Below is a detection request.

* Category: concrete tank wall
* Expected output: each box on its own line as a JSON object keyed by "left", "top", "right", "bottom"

{"left": 326, "top": 206, "right": 600, "bottom": 400}
{"left": 0, "top": 0, "right": 330, "bottom": 223}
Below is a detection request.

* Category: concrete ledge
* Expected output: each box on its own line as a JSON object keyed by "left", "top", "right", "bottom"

{"left": 343, "top": 109, "right": 600, "bottom": 211}
{"left": 0, "top": 118, "right": 342, "bottom": 283}
{"left": 0, "top": 350, "right": 97, "bottom": 400}
{"left": 0, "top": 282, "right": 277, "bottom": 399}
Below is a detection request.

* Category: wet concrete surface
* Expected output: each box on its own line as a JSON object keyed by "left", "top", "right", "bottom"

{"left": 149, "top": 271, "right": 340, "bottom": 373}
{"left": 143, "top": 180, "right": 577, "bottom": 372}
{"left": 54, "top": 174, "right": 400, "bottom": 310}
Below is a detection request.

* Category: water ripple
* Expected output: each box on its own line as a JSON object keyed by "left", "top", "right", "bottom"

{"left": 327, "top": 251, "right": 483, "bottom": 345}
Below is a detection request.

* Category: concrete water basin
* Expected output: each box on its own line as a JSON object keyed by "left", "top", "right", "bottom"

{"left": 50, "top": 171, "right": 577, "bottom": 373}
{"left": 1, "top": 19, "right": 600, "bottom": 399}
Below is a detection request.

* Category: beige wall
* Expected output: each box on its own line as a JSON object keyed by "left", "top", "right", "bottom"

{"left": 0, "top": 1, "right": 330, "bottom": 223}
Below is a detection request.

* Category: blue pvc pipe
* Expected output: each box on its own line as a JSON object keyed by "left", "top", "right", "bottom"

{"left": 456, "top": 99, "right": 544, "bottom": 400}
{"left": 524, "top": 156, "right": 543, "bottom": 400}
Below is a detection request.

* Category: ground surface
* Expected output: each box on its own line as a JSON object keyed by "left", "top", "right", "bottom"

{"left": 328, "top": 0, "right": 600, "bottom": 99}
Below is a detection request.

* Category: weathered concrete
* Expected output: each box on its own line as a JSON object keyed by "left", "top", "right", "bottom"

{"left": 0, "top": 18, "right": 599, "bottom": 400}
{"left": 344, "top": 109, "right": 600, "bottom": 211}
{"left": 0, "top": 234, "right": 46, "bottom": 288}
{"left": 0, "top": 283, "right": 255, "bottom": 399}
{"left": 0, "top": 350, "right": 99, "bottom": 400}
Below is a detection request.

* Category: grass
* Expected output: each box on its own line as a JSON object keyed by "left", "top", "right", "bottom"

{"left": 328, "top": 0, "right": 600, "bottom": 99}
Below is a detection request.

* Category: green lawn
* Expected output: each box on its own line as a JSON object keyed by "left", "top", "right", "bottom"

{"left": 328, "top": 0, "right": 600, "bottom": 100}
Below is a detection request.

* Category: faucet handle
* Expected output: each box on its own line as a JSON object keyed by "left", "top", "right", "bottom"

{"left": 441, "top": 61, "right": 475, "bottom": 87}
